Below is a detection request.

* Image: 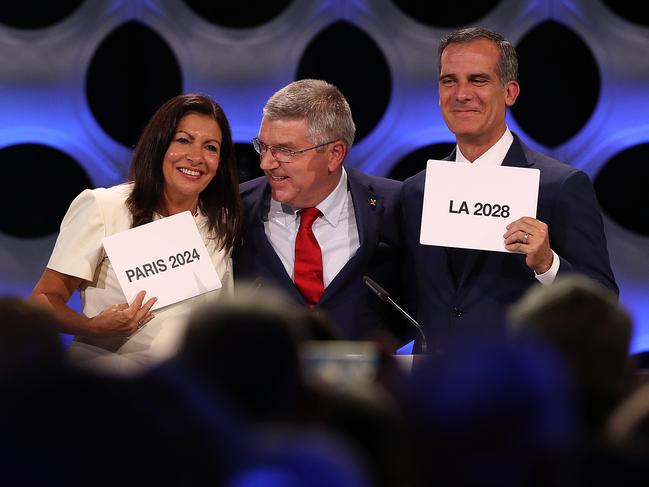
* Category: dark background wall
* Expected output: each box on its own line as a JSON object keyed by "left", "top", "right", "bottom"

{"left": 1, "top": 0, "right": 647, "bottom": 351}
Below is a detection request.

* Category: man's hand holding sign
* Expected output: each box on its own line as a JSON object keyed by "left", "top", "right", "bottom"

{"left": 401, "top": 27, "right": 617, "bottom": 356}
{"left": 504, "top": 216, "right": 553, "bottom": 275}
{"left": 420, "top": 161, "right": 542, "bottom": 272}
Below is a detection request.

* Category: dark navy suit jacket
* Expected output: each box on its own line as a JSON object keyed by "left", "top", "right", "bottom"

{"left": 233, "top": 166, "right": 407, "bottom": 340}
{"left": 402, "top": 135, "right": 618, "bottom": 352}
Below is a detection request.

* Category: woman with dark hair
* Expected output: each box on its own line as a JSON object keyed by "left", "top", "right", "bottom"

{"left": 32, "top": 93, "right": 242, "bottom": 375}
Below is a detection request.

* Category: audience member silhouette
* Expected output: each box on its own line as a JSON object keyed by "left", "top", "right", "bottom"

{"left": 509, "top": 275, "right": 634, "bottom": 437}
{"left": 227, "top": 428, "right": 370, "bottom": 487}
{"left": 0, "top": 299, "right": 246, "bottom": 485}
{"left": 3, "top": 362, "right": 252, "bottom": 485}
{"left": 0, "top": 297, "right": 63, "bottom": 378}
{"left": 598, "top": 381, "right": 649, "bottom": 482}
{"left": 176, "top": 287, "right": 310, "bottom": 423}
{"left": 10, "top": 281, "right": 644, "bottom": 486}
{"left": 397, "top": 333, "right": 576, "bottom": 487}
{"left": 177, "top": 287, "right": 412, "bottom": 486}
{"left": 607, "top": 382, "right": 649, "bottom": 453}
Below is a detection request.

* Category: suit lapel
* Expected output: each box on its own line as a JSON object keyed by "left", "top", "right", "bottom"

{"left": 319, "top": 167, "right": 380, "bottom": 305}
{"left": 250, "top": 183, "right": 306, "bottom": 303}
{"left": 501, "top": 134, "right": 533, "bottom": 169}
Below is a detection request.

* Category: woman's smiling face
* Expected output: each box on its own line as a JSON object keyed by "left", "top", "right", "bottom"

{"left": 162, "top": 111, "right": 222, "bottom": 202}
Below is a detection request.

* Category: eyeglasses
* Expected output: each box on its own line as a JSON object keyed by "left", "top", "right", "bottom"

{"left": 251, "top": 137, "right": 337, "bottom": 163}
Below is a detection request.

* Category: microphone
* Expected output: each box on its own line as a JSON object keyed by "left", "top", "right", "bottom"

{"left": 363, "top": 276, "right": 427, "bottom": 354}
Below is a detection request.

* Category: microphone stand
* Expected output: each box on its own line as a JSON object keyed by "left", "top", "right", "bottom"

{"left": 363, "top": 276, "right": 428, "bottom": 354}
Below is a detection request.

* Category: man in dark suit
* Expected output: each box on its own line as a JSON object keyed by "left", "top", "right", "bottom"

{"left": 234, "top": 79, "right": 405, "bottom": 340}
{"left": 402, "top": 27, "right": 617, "bottom": 352}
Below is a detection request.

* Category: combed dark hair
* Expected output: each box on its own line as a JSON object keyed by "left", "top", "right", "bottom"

{"left": 438, "top": 27, "right": 518, "bottom": 86}
{"left": 126, "top": 94, "right": 242, "bottom": 251}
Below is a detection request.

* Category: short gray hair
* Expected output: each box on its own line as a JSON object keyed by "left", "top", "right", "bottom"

{"left": 438, "top": 27, "right": 518, "bottom": 87}
{"left": 263, "top": 79, "right": 356, "bottom": 149}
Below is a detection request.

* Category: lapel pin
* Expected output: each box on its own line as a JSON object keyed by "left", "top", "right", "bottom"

{"left": 368, "top": 197, "right": 377, "bottom": 207}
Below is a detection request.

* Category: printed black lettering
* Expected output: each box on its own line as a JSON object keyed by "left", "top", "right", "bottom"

{"left": 472, "top": 202, "right": 510, "bottom": 218}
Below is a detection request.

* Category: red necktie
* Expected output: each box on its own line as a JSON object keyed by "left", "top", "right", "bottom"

{"left": 294, "top": 207, "right": 324, "bottom": 308}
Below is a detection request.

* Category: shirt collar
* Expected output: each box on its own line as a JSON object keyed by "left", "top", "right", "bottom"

{"left": 268, "top": 167, "right": 348, "bottom": 227}
{"left": 314, "top": 167, "right": 348, "bottom": 227}
{"left": 455, "top": 128, "right": 513, "bottom": 166}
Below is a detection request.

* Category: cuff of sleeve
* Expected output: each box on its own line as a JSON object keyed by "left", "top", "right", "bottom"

{"left": 535, "top": 250, "right": 560, "bottom": 285}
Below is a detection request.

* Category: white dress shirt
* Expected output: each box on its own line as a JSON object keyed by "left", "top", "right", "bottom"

{"left": 455, "top": 128, "right": 560, "bottom": 284}
{"left": 264, "top": 168, "right": 360, "bottom": 288}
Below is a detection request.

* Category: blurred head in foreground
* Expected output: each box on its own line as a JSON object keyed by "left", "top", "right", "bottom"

{"left": 509, "top": 275, "right": 633, "bottom": 435}
{"left": 178, "top": 285, "right": 316, "bottom": 422}
{"left": 0, "top": 297, "right": 63, "bottom": 376}
{"left": 399, "top": 332, "right": 575, "bottom": 487}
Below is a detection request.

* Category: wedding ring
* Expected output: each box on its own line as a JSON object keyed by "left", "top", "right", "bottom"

{"left": 523, "top": 232, "right": 529, "bottom": 244}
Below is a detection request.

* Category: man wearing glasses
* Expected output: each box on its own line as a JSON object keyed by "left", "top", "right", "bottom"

{"left": 233, "top": 79, "right": 406, "bottom": 341}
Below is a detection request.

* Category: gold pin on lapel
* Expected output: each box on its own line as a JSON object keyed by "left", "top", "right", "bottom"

{"left": 368, "top": 197, "right": 377, "bottom": 207}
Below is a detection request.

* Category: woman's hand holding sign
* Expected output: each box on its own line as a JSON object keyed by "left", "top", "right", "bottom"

{"left": 91, "top": 290, "right": 157, "bottom": 337}
{"left": 31, "top": 269, "right": 157, "bottom": 337}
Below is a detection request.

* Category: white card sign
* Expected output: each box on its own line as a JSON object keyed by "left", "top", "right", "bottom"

{"left": 420, "top": 160, "right": 540, "bottom": 252}
{"left": 102, "top": 211, "right": 221, "bottom": 310}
